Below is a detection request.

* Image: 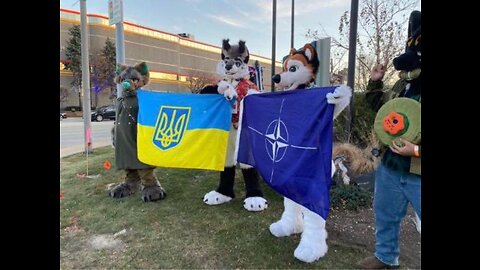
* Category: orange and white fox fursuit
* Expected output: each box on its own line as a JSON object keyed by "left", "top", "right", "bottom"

{"left": 270, "top": 43, "right": 351, "bottom": 263}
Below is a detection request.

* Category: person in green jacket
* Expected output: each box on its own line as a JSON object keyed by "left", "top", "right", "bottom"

{"left": 108, "top": 62, "right": 166, "bottom": 202}
{"left": 358, "top": 10, "right": 421, "bottom": 269}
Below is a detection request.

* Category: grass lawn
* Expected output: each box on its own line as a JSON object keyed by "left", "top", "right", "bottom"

{"left": 60, "top": 146, "right": 369, "bottom": 269}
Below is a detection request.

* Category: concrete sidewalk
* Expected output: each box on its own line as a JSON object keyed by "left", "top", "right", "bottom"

{"left": 60, "top": 139, "right": 112, "bottom": 158}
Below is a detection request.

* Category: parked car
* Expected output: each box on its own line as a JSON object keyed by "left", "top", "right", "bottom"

{"left": 60, "top": 112, "right": 67, "bottom": 120}
{"left": 91, "top": 105, "right": 116, "bottom": 122}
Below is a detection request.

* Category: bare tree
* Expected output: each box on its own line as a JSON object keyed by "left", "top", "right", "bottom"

{"left": 307, "top": 0, "right": 418, "bottom": 91}
{"left": 90, "top": 55, "right": 116, "bottom": 107}
{"left": 186, "top": 70, "right": 216, "bottom": 93}
{"left": 89, "top": 38, "right": 116, "bottom": 107}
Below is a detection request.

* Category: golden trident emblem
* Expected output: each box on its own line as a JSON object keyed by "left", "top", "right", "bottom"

{"left": 153, "top": 106, "right": 191, "bottom": 150}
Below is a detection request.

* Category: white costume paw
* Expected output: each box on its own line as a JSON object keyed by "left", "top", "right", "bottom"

{"left": 224, "top": 86, "right": 237, "bottom": 100}
{"left": 269, "top": 218, "right": 304, "bottom": 237}
{"left": 217, "top": 81, "right": 237, "bottom": 100}
{"left": 326, "top": 85, "right": 352, "bottom": 104}
{"left": 269, "top": 198, "right": 304, "bottom": 237}
{"left": 243, "top": 196, "right": 268, "bottom": 212}
{"left": 217, "top": 81, "right": 230, "bottom": 94}
{"left": 326, "top": 85, "right": 352, "bottom": 119}
{"left": 293, "top": 208, "right": 328, "bottom": 263}
{"left": 203, "top": 190, "right": 232, "bottom": 205}
{"left": 294, "top": 237, "right": 328, "bottom": 263}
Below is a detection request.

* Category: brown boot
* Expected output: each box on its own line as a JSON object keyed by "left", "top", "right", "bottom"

{"left": 357, "top": 256, "right": 399, "bottom": 269}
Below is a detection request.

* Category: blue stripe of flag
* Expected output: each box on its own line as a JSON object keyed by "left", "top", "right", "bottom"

{"left": 137, "top": 90, "right": 231, "bottom": 131}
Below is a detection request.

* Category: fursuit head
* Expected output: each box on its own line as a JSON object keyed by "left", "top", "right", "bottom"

{"left": 269, "top": 43, "right": 352, "bottom": 263}
{"left": 200, "top": 39, "right": 268, "bottom": 212}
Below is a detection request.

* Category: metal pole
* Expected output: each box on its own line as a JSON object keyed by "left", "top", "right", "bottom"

{"left": 346, "top": 0, "right": 359, "bottom": 143}
{"left": 271, "top": 0, "right": 277, "bottom": 92}
{"left": 291, "top": 0, "right": 294, "bottom": 49}
{"left": 315, "top": 38, "right": 331, "bottom": 87}
{"left": 115, "top": 0, "right": 125, "bottom": 99}
{"left": 80, "top": 0, "right": 92, "bottom": 153}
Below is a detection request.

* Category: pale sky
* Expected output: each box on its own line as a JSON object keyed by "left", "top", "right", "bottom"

{"left": 60, "top": 0, "right": 421, "bottom": 61}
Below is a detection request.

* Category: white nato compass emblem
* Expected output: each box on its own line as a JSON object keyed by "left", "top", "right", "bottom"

{"left": 246, "top": 98, "right": 317, "bottom": 182}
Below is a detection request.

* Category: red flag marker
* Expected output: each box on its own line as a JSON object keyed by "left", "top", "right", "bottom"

{"left": 103, "top": 160, "right": 112, "bottom": 170}
{"left": 86, "top": 127, "right": 92, "bottom": 146}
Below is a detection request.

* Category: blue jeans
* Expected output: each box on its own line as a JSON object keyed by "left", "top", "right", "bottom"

{"left": 374, "top": 163, "right": 421, "bottom": 266}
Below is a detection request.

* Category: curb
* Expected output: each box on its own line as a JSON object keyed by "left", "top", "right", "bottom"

{"left": 60, "top": 140, "right": 112, "bottom": 158}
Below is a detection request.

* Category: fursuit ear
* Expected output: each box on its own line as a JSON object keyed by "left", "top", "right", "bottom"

{"left": 238, "top": 40, "right": 249, "bottom": 63}
{"left": 114, "top": 64, "right": 127, "bottom": 84}
{"left": 303, "top": 44, "right": 316, "bottom": 62}
{"left": 135, "top": 62, "right": 150, "bottom": 86}
{"left": 134, "top": 62, "right": 149, "bottom": 75}
{"left": 238, "top": 40, "right": 246, "bottom": 54}
{"left": 115, "top": 64, "right": 127, "bottom": 75}
{"left": 289, "top": 47, "right": 297, "bottom": 56}
{"left": 303, "top": 43, "right": 320, "bottom": 77}
{"left": 244, "top": 49, "right": 249, "bottom": 64}
{"left": 221, "top": 39, "right": 231, "bottom": 60}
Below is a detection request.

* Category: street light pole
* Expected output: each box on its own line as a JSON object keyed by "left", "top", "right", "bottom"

{"left": 109, "top": 0, "right": 125, "bottom": 142}
{"left": 346, "top": 0, "right": 359, "bottom": 143}
{"left": 315, "top": 38, "right": 331, "bottom": 87}
{"left": 80, "top": 0, "right": 92, "bottom": 153}
{"left": 291, "top": 0, "right": 294, "bottom": 50}
{"left": 114, "top": 3, "right": 125, "bottom": 99}
{"left": 271, "top": 0, "right": 277, "bottom": 92}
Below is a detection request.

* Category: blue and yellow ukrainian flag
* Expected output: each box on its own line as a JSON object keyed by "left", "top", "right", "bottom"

{"left": 137, "top": 90, "right": 232, "bottom": 171}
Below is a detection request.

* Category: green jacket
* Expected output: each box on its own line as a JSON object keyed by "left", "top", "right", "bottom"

{"left": 114, "top": 89, "right": 154, "bottom": 170}
{"left": 366, "top": 78, "right": 421, "bottom": 175}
